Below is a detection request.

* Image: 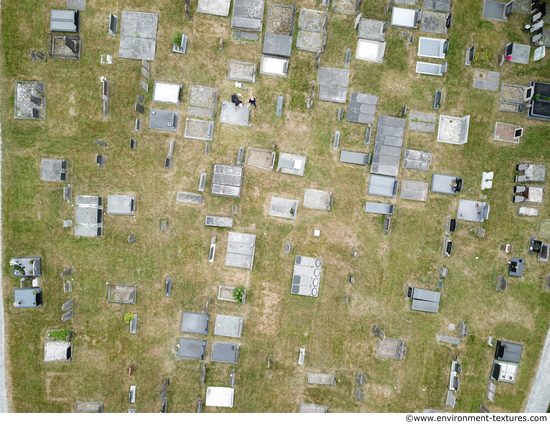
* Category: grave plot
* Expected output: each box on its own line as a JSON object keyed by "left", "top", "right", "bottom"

{"left": 519, "top": 206, "right": 539, "bottom": 217}
{"left": 211, "top": 164, "right": 244, "bottom": 198}
{"left": 218, "top": 285, "right": 247, "bottom": 303}
{"left": 299, "top": 403, "right": 328, "bottom": 413}
{"left": 303, "top": 189, "right": 332, "bottom": 211}
{"left": 527, "top": 82, "right": 550, "bottom": 121}
{"left": 514, "top": 186, "right": 545, "bottom": 204}
{"left": 118, "top": 11, "right": 159, "bottom": 61}
{"left": 415, "top": 61, "right": 448, "bottom": 76}
{"left": 188, "top": 85, "right": 218, "bottom": 119}
{"left": 245, "top": 148, "right": 276, "bottom": 170}
{"left": 205, "top": 387, "right": 234, "bottom": 408}
{"left": 107, "top": 283, "right": 137, "bottom": 304}
{"left": 400, "top": 180, "right": 428, "bottom": 202}
{"left": 225, "top": 232, "right": 256, "bottom": 269}
{"left": 504, "top": 43, "right": 531, "bottom": 64}
{"left": 333, "top": 0, "right": 359, "bottom": 14}
{"left": 356, "top": 39, "right": 386, "bottom": 63}
{"left": 197, "top": 0, "right": 232, "bottom": 17}
{"left": 340, "top": 151, "right": 370, "bottom": 165}
{"left": 421, "top": 11, "right": 450, "bottom": 35}
{"left": 214, "top": 315, "right": 244, "bottom": 338}
{"left": 408, "top": 112, "right": 436, "bottom": 133}
{"left": 14, "top": 287, "right": 43, "bottom": 308}
{"left": 431, "top": 173, "right": 462, "bottom": 195}
{"left": 540, "top": 29, "right": 550, "bottom": 48}
{"left": 307, "top": 373, "right": 335, "bottom": 385}
{"left": 74, "top": 195, "right": 103, "bottom": 237}
{"left": 391, "top": 7, "right": 422, "bottom": 29}
{"left": 347, "top": 92, "right": 378, "bottom": 124}
{"left": 14, "top": 81, "right": 45, "bottom": 120}
{"left": 291, "top": 255, "right": 322, "bottom": 297}
{"left": 508, "top": 257, "right": 524, "bottom": 277}
{"left": 318, "top": 67, "right": 349, "bottom": 104}
{"left": 260, "top": 55, "right": 289, "bottom": 77}
{"left": 499, "top": 83, "right": 528, "bottom": 113}
{"left": 176, "top": 192, "right": 203, "bottom": 205}
{"left": 211, "top": 342, "right": 239, "bottom": 363}
{"left": 371, "top": 115, "right": 406, "bottom": 177}
{"left": 376, "top": 338, "right": 407, "bottom": 359}
{"left": 424, "top": 0, "right": 452, "bottom": 11}
{"left": 411, "top": 288, "right": 441, "bottom": 313}
{"left": 180, "top": 311, "right": 210, "bottom": 335}
{"left": 368, "top": 174, "right": 399, "bottom": 198}
{"left": 541, "top": 220, "right": 550, "bottom": 238}
{"left": 365, "top": 202, "right": 394, "bottom": 215}
{"left": 49, "top": 34, "right": 81, "bottom": 59}
{"left": 493, "top": 122, "right": 523, "bottom": 143}
{"left": 491, "top": 361, "right": 518, "bottom": 383}
{"left": 516, "top": 163, "right": 546, "bottom": 183}
{"left": 50, "top": 9, "right": 79, "bottom": 32}
{"left": 184, "top": 119, "right": 214, "bottom": 141}
{"left": 153, "top": 81, "right": 182, "bottom": 105}
{"left": 474, "top": 70, "right": 500, "bottom": 91}
{"left": 276, "top": 153, "right": 306, "bottom": 176}
{"left": 418, "top": 37, "right": 448, "bottom": 59}
{"left": 40, "top": 158, "right": 68, "bottom": 182}
{"left": 457, "top": 200, "right": 490, "bottom": 222}
{"left": 269, "top": 197, "right": 298, "bottom": 219}
{"left": 205, "top": 216, "right": 234, "bottom": 227}
{"left": 75, "top": 402, "right": 103, "bottom": 413}
{"left": 177, "top": 338, "right": 207, "bottom": 360}
{"left": 482, "top": 0, "right": 513, "bottom": 21}
{"left": 107, "top": 195, "right": 136, "bottom": 215}
{"left": 220, "top": 101, "right": 251, "bottom": 125}
{"left": 263, "top": 4, "right": 296, "bottom": 58}
{"left": 149, "top": 109, "right": 178, "bottom": 132}
{"left": 228, "top": 60, "right": 256, "bottom": 83}
{"left": 11, "top": 257, "right": 42, "bottom": 277}
{"left": 437, "top": 115, "right": 470, "bottom": 145}
{"left": 357, "top": 19, "right": 388, "bottom": 41}
{"left": 231, "top": 0, "right": 265, "bottom": 32}
{"left": 44, "top": 341, "right": 72, "bottom": 362}
{"left": 296, "top": 9, "right": 327, "bottom": 53}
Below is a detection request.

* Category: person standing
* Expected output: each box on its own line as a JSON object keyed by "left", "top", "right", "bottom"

{"left": 248, "top": 96, "right": 257, "bottom": 108}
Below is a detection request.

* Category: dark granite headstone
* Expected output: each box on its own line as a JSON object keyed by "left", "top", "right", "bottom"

{"left": 36, "top": 51, "right": 46, "bottom": 61}
{"left": 30, "top": 51, "right": 37, "bottom": 62}
{"left": 135, "top": 103, "right": 145, "bottom": 114}
{"left": 64, "top": 36, "right": 76, "bottom": 51}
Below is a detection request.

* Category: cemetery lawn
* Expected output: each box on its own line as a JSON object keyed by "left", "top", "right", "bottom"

{"left": 1, "top": 0, "right": 550, "bottom": 413}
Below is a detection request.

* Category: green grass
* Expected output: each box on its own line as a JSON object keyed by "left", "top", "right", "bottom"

{"left": 1, "top": 0, "right": 550, "bottom": 414}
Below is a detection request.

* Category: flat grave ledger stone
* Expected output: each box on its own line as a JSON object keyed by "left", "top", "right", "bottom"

{"left": 400, "top": 180, "right": 428, "bottom": 201}
{"left": 358, "top": 19, "right": 388, "bottom": 41}
{"left": 118, "top": 11, "right": 159, "bottom": 61}
{"left": 198, "top": 0, "right": 232, "bottom": 17}
{"left": 474, "top": 69, "right": 500, "bottom": 91}
{"left": 505, "top": 43, "right": 531, "bottom": 64}
{"left": 228, "top": 60, "right": 256, "bottom": 83}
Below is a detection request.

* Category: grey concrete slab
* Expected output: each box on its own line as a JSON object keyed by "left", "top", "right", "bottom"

{"left": 234, "top": 30, "right": 259, "bottom": 40}
{"left": 205, "top": 216, "right": 233, "bottom": 227}
{"left": 358, "top": 19, "right": 387, "bottom": 41}
{"left": 424, "top": 0, "right": 451, "bottom": 11}
{"left": 409, "top": 111, "right": 436, "bottom": 132}
{"left": 298, "top": 8, "right": 327, "bottom": 31}
{"left": 307, "top": 373, "right": 335, "bottom": 385}
{"left": 227, "top": 60, "right": 256, "bottom": 82}
{"left": 211, "top": 164, "right": 244, "bottom": 198}
{"left": 408, "top": 120, "right": 436, "bottom": 132}
{"left": 483, "top": 0, "right": 507, "bottom": 21}
{"left": 260, "top": 55, "right": 289, "bottom": 77}
{"left": 403, "top": 149, "right": 431, "bottom": 170}
{"left": 188, "top": 85, "right": 218, "bottom": 109}
{"left": 292, "top": 256, "right": 322, "bottom": 297}
{"left": 176, "top": 192, "right": 203, "bottom": 205}
{"left": 269, "top": 197, "right": 298, "bottom": 219}
{"left": 184, "top": 119, "right": 214, "bottom": 141}
{"left": 303, "top": 189, "right": 332, "bottom": 211}
{"left": 431, "top": 173, "right": 461, "bottom": 195}
{"left": 300, "top": 403, "right": 328, "bottom": 413}
{"left": 263, "top": 33, "right": 293, "bottom": 57}
{"left": 188, "top": 107, "right": 215, "bottom": 120}
{"left": 416, "top": 61, "right": 447, "bottom": 76}
{"left": 400, "top": 180, "right": 428, "bottom": 201}
{"left": 457, "top": 199, "right": 490, "bottom": 222}
{"left": 225, "top": 232, "right": 256, "bottom": 269}
{"left": 474, "top": 69, "right": 500, "bottom": 91}
{"left": 149, "top": 109, "right": 178, "bottom": 132}
{"left": 525, "top": 326, "right": 550, "bottom": 411}
{"left": 356, "top": 39, "right": 386, "bottom": 63}
{"left": 276, "top": 153, "right": 306, "bottom": 176}
{"left": 107, "top": 195, "right": 135, "bottom": 215}
{"left": 318, "top": 85, "right": 348, "bottom": 103}
{"left": 67, "top": 0, "right": 86, "bottom": 9}
{"left": 119, "top": 11, "right": 159, "bottom": 61}
{"left": 220, "top": 101, "right": 250, "bottom": 126}
{"left": 296, "top": 29, "right": 326, "bottom": 53}
{"left": 391, "top": 7, "right": 421, "bottom": 28}
{"left": 317, "top": 67, "right": 350, "bottom": 86}
{"left": 40, "top": 158, "right": 67, "bottom": 182}
{"left": 365, "top": 202, "right": 394, "bottom": 214}
{"left": 232, "top": 0, "right": 265, "bottom": 31}
{"left": 181, "top": 311, "right": 210, "bottom": 335}
{"left": 178, "top": 338, "right": 207, "bottom": 359}
{"left": 421, "top": 11, "right": 447, "bottom": 34}
{"left": 340, "top": 151, "right": 370, "bottom": 165}
{"left": 197, "top": 0, "right": 232, "bottom": 17}
{"left": 418, "top": 37, "right": 447, "bottom": 59}
{"left": 507, "top": 43, "right": 531, "bottom": 64}
{"left": 333, "top": 0, "right": 359, "bottom": 13}
{"left": 214, "top": 315, "right": 244, "bottom": 338}
{"left": 367, "top": 175, "right": 399, "bottom": 198}
{"left": 378, "top": 114, "right": 407, "bottom": 129}
{"left": 211, "top": 342, "right": 239, "bottom": 363}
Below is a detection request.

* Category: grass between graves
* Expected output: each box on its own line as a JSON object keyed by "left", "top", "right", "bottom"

{"left": 1, "top": 0, "right": 550, "bottom": 413}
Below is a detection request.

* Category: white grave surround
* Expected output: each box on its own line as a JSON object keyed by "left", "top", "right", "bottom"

{"left": 356, "top": 39, "right": 386, "bottom": 63}
{"left": 205, "top": 387, "right": 234, "bottom": 407}
{"left": 153, "top": 82, "right": 181, "bottom": 104}
{"left": 391, "top": 7, "right": 417, "bottom": 28}
{"left": 260, "top": 55, "right": 288, "bottom": 77}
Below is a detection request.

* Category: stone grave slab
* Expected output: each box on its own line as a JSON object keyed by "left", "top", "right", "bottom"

{"left": 371, "top": 115, "right": 406, "bottom": 177}
{"left": 269, "top": 197, "right": 298, "bottom": 219}
{"left": 184, "top": 119, "right": 214, "bottom": 141}
{"left": 67, "top": 0, "right": 86, "bottom": 9}
{"left": 263, "top": 33, "right": 293, "bottom": 58}
{"left": 197, "top": 0, "right": 232, "bottom": 17}
{"left": 205, "top": 216, "right": 234, "bottom": 227}
{"left": 437, "top": 334, "right": 461, "bottom": 345}
{"left": 225, "top": 232, "right": 256, "bottom": 269}
{"left": 153, "top": 81, "right": 182, "bottom": 105}
{"left": 298, "top": 8, "right": 327, "bottom": 31}
{"left": 358, "top": 19, "right": 388, "bottom": 41}
{"left": 303, "top": 189, "right": 332, "bottom": 211}
{"left": 107, "top": 195, "right": 135, "bottom": 215}
{"left": 296, "top": 29, "right": 326, "bottom": 53}
{"left": 299, "top": 403, "right": 328, "bottom": 413}
{"left": 408, "top": 111, "right": 436, "bottom": 133}
{"left": 347, "top": 92, "right": 378, "bottom": 124}
{"left": 40, "top": 158, "right": 68, "bottom": 182}
{"left": 234, "top": 31, "right": 259, "bottom": 40}
{"left": 228, "top": 60, "right": 256, "bottom": 82}
{"left": 188, "top": 85, "right": 218, "bottom": 109}
{"left": 437, "top": 115, "right": 470, "bottom": 144}
{"left": 391, "top": 7, "right": 421, "bottom": 28}
{"left": 260, "top": 55, "right": 289, "bottom": 77}
{"left": 356, "top": 39, "right": 386, "bottom": 63}
{"left": 149, "top": 109, "right": 178, "bottom": 132}
{"left": 307, "top": 373, "right": 335, "bottom": 385}
{"left": 416, "top": 61, "right": 448, "bottom": 76}
{"left": 177, "top": 338, "right": 206, "bottom": 359}
{"left": 318, "top": 85, "right": 348, "bottom": 103}
{"left": 376, "top": 338, "right": 406, "bottom": 358}
{"left": 506, "top": 43, "right": 530, "bottom": 64}
{"left": 333, "top": 0, "right": 359, "bottom": 14}
{"left": 540, "top": 220, "right": 550, "bottom": 238}
{"left": 62, "top": 310, "right": 73, "bottom": 322}
{"left": 418, "top": 37, "right": 448, "bottom": 59}
{"left": 457, "top": 199, "right": 490, "bottom": 222}
{"left": 421, "top": 11, "right": 448, "bottom": 34}
{"left": 402, "top": 149, "right": 431, "bottom": 170}
{"left": 188, "top": 107, "right": 215, "bottom": 120}
{"left": 340, "top": 151, "right": 370, "bottom": 165}
{"left": 276, "top": 95, "right": 283, "bottom": 115}
{"left": 176, "top": 192, "right": 203, "bottom": 205}
{"left": 368, "top": 175, "right": 399, "bottom": 198}
{"left": 231, "top": 0, "right": 265, "bottom": 32}
{"left": 474, "top": 69, "right": 500, "bottom": 91}
{"left": 118, "top": 11, "right": 159, "bottom": 61}
{"left": 245, "top": 148, "right": 275, "bottom": 170}
{"left": 214, "top": 315, "right": 244, "bottom": 338}
{"left": 482, "top": 0, "right": 508, "bottom": 21}
{"left": 494, "top": 122, "right": 522, "bottom": 143}
{"left": 400, "top": 180, "right": 428, "bottom": 201}
{"left": 276, "top": 153, "right": 306, "bottom": 176}
{"left": 318, "top": 67, "right": 349, "bottom": 87}
{"left": 211, "top": 164, "right": 244, "bottom": 198}
{"left": 220, "top": 101, "right": 250, "bottom": 126}
{"left": 424, "top": 0, "right": 451, "bottom": 11}
{"left": 62, "top": 299, "right": 73, "bottom": 312}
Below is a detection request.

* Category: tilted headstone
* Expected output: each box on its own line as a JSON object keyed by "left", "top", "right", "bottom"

{"left": 94, "top": 139, "right": 106, "bottom": 147}
{"left": 232, "top": 205, "right": 238, "bottom": 214}
{"left": 437, "top": 279, "right": 444, "bottom": 289}
{"left": 96, "top": 154, "right": 105, "bottom": 167}
{"left": 284, "top": 241, "right": 291, "bottom": 254}
{"left": 357, "top": 373, "right": 364, "bottom": 386}
{"left": 137, "top": 94, "right": 144, "bottom": 104}
{"left": 276, "top": 96, "right": 283, "bottom": 116}
{"left": 141, "top": 67, "right": 149, "bottom": 79}
{"left": 479, "top": 404, "right": 490, "bottom": 413}
{"left": 337, "top": 107, "right": 344, "bottom": 121}
{"left": 315, "top": 55, "right": 320, "bottom": 69}
{"left": 36, "top": 51, "right": 46, "bottom": 61}
{"left": 108, "top": 14, "right": 118, "bottom": 36}
{"left": 61, "top": 268, "right": 73, "bottom": 278}
{"left": 236, "top": 147, "right": 244, "bottom": 166}
{"left": 161, "top": 220, "right": 168, "bottom": 231}
{"left": 497, "top": 54, "right": 505, "bottom": 67}
{"left": 505, "top": 0, "right": 514, "bottom": 16}
{"left": 373, "top": 325, "right": 385, "bottom": 340}
{"left": 458, "top": 321, "right": 468, "bottom": 337}
{"left": 333, "top": 131, "right": 340, "bottom": 149}
{"left": 445, "top": 13, "right": 453, "bottom": 28}
{"left": 63, "top": 220, "right": 72, "bottom": 228}
{"left": 384, "top": 215, "right": 391, "bottom": 234}
{"left": 344, "top": 295, "right": 349, "bottom": 304}
{"left": 165, "top": 278, "right": 172, "bottom": 297}
{"left": 135, "top": 119, "right": 141, "bottom": 132}
{"left": 201, "top": 365, "right": 206, "bottom": 386}
{"left": 64, "top": 36, "right": 76, "bottom": 51}
{"left": 198, "top": 173, "right": 206, "bottom": 192}
{"left": 230, "top": 370, "right": 236, "bottom": 388}
{"left": 66, "top": 330, "right": 74, "bottom": 340}
{"left": 355, "top": 388, "right": 363, "bottom": 401}
{"left": 203, "top": 296, "right": 210, "bottom": 315}
{"left": 63, "top": 185, "right": 71, "bottom": 202}
{"left": 439, "top": 267, "right": 448, "bottom": 278}
{"left": 401, "top": 105, "right": 407, "bottom": 117}
{"left": 62, "top": 299, "right": 73, "bottom": 312}
{"left": 185, "top": 0, "right": 191, "bottom": 19}
{"left": 135, "top": 103, "right": 145, "bottom": 114}
{"left": 62, "top": 310, "right": 73, "bottom": 322}
{"left": 103, "top": 100, "right": 108, "bottom": 118}
{"left": 140, "top": 80, "right": 148, "bottom": 92}
{"left": 161, "top": 378, "right": 170, "bottom": 392}
{"left": 142, "top": 59, "right": 149, "bottom": 71}
{"left": 344, "top": 49, "right": 352, "bottom": 67}
{"left": 205, "top": 143, "right": 211, "bottom": 154}
{"left": 219, "top": 38, "right": 224, "bottom": 50}
{"left": 30, "top": 96, "right": 42, "bottom": 106}
{"left": 102, "top": 80, "right": 109, "bottom": 101}
{"left": 130, "top": 139, "right": 137, "bottom": 149}
{"left": 354, "top": 13, "right": 362, "bottom": 29}
{"left": 433, "top": 90, "right": 442, "bottom": 110}
{"left": 64, "top": 281, "right": 72, "bottom": 293}
{"left": 197, "top": 399, "right": 202, "bottom": 413}
{"left": 30, "top": 51, "right": 37, "bottom": 62}
{"left": 32, "top": 108, "right": 40, "bottom": 119}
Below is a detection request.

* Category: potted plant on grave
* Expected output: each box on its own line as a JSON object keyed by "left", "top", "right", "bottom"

{"left": 123, "top": 312, "right": 135, "bottom": 324}
{"left": 232, "top": 287, "right": 246, "bottom": 304}
{"left": 172, "top": 31, "right": 186, "bottom": 53}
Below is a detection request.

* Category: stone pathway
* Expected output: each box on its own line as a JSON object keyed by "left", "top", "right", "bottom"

{"left": 525, "top": 325, "right": 550, "bottom": 412}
